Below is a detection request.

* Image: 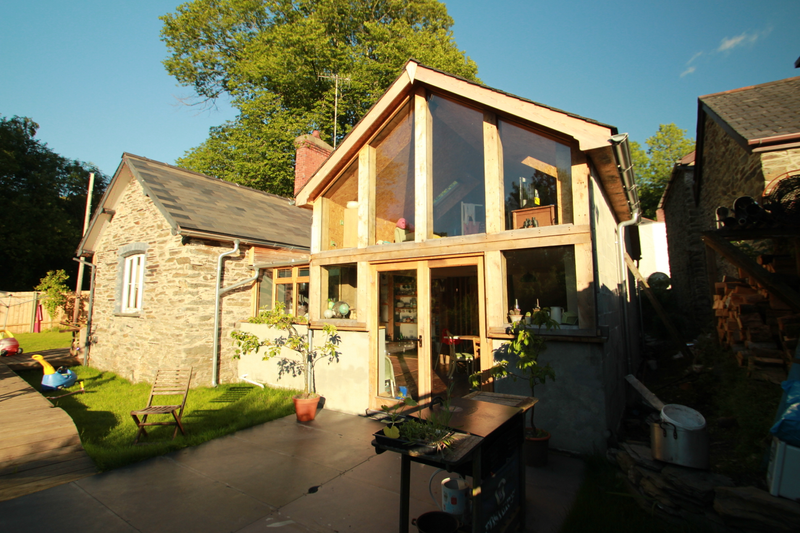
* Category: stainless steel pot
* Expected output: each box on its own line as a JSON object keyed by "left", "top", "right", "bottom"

{"left": 650, "top": 419, "right": 709, "bottom": 469}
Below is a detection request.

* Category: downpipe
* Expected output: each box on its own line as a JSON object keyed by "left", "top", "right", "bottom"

{"left": 212, "top": 240, "right": 241, "bottom": 387}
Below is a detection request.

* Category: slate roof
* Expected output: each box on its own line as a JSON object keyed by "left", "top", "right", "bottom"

{"left": 124, "top": 154, "right": 311, "bottom": 249}
{"left": 700, "top": 76, "right": 800, "bottom": 145}
{"left": 78, "top": 154, "right": 311, "bottom": 254}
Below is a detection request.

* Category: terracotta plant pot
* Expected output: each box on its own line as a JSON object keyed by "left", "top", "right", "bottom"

{"left": 293, "top": 394, "right": 321, "bottom": 422}
{"left": 524, "top": 429, "right": 550, "bottom": 467}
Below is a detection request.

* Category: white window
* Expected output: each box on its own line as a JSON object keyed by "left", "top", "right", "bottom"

{"left": 121, "top": 254, "right": 145, "bottom": 313}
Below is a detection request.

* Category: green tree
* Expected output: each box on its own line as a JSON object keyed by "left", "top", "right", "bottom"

{"left": 0, "top": 115, "right": 107, "bottom": 291}
{"left": 631, "top": 124, "right": 694, "bottom": 219}
{"left": 161, "top": 0, "right": 479, "bottom": 196}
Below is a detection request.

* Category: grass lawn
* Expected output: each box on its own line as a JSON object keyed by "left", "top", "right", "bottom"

{"left": 16, "top": 365, "right": 299, "bottom": 472}
{"left": 11, "top": 330, "right": 73, "bottom": 352}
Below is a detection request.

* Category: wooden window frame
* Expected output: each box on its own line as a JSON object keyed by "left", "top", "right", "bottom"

{"left": 256, "top": 265, "right": 310, "bottom": 318}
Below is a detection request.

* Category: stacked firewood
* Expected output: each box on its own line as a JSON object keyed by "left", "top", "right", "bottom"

{"left": 713, "top": 255, "right": 799, "bottom": 383}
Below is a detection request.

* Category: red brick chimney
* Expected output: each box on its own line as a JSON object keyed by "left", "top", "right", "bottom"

{"left": 294, "top": 130, "right": 333, "bottom": 197}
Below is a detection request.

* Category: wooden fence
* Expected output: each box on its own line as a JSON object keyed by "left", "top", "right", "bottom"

{"left": 0, "top": 292, "right": 85, "bottom": 333}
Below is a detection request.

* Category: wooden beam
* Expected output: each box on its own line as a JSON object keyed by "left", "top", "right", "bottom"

{"left": 625, "top": 253, "right": 695, "bottom": 360}
{"left": 414, "top": 87, "right": 432, "bottom": 242}
{"left": 483, "top": 112, "right": 504, "bottom": 234}
{"left": 702, "top": 233, "right": 800, "bottom": 311}
{"left": 570, "top": 149, "right": 590, "bottom": 226}
{"left": 574, "top": 242, "right": 595, "bottom": 328}
{"left": 311, "top": 225, "right": 592, "bottom": 266}
{"left": 358, "top": 145, "right": 375, "bottom": 248}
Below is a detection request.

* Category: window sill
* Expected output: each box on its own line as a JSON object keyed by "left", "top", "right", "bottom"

{"left": 114, "top": 312, "right": 142, "bottom": 318}
{"left": 488, "top": 325, "right": 608, "bottom": 343}
{"left": 310, "top": 319, "right": 367, "bottom": 332}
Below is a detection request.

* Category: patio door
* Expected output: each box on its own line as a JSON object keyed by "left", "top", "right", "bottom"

{"left": 374, "top": 257, "right": 485, "bottom": 408}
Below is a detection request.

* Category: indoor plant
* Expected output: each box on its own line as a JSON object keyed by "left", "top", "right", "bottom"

{"left": 231, "top": 302, "right": 340, "bottom": 421}
{"left": 471, "top": 307, "right": 558, "bottom": 466}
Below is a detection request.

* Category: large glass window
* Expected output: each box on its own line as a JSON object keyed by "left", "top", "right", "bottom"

{"left": 430, "top": 94, "right": 485, "bottom": 238}
{"left": 504, "top": 247, "right": 577, "bottom": 324}
{"left": 374, "top": 103, "right": 415, "bottom": 245}
{"left": 322, "top": 161, "right": 358, "bottom": 251}
{"left": 321, "top": 264, "right": 358, "bottom": 320}
{"left": 499, "top": 120, "right": 571, "bottom": 230}
{"left": 257, "top": 266, "right": 309, "bottom": 318}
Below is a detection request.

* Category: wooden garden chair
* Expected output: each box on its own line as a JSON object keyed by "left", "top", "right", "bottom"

{"left": 130, "top": 368, "right": 192, "bottom": 444}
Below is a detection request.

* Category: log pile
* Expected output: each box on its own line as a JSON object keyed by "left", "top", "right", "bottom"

{"left": 713, "top": 255, "right": 799, "bottom": 383}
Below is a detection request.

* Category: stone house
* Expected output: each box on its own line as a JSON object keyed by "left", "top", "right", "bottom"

{"left": 76, "top": 153, "right": 313, "bottom": 387}
{"left": 661, "top": 76, "right": 800, "bottom": 333}
{"left": 238, "top": 60, "right": 644, "bottom": 454}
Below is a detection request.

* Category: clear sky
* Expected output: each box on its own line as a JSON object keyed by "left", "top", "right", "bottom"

{"left": 2, "top": 1, "right": 798, "bottom": 179}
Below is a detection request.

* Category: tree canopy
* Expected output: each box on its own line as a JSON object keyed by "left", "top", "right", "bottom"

{"left": 630, "top": 123, "right": 695, "bottom": 219}
{"left": 0, "top": 115, "right": 107, "bottom": 291}
{"left": 161, "top": 0, "right": 479, "bottom": 196}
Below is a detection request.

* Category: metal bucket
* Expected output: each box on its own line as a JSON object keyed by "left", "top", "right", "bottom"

{"left": 650, "top": 404, "right": 709, "bottom": 469}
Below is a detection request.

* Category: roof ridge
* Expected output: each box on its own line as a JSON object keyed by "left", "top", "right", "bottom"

{"left": 699, "top": 75, "right": 800, "bottom": 100}
{"left": 122, "top": 152, "right": 295, "bottom": 203}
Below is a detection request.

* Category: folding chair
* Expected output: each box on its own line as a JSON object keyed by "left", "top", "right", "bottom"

{"left": 130, "top": 368, "right": 192, "bottom": 444}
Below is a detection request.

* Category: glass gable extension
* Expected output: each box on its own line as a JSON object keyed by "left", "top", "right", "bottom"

{"left": 430, "top": 94, "right": 485, "bottom": 238}
{"left": 499, "top": 120, "right": 571, "bottom": 230}
{"left": 374, "top": 103, "right": 415, "bottom": 245}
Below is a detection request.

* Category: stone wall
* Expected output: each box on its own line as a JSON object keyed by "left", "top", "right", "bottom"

{"left": 663, "top": 117, "right": 799, "bottom": 337}
{"left": 613, "top": 442, "right": 800, "bottom": 533}
{"left": 89, "top": 176, "right": 306, "bottom": 387}
{"left": 699, "top": 117, "right": 765, "bottom": 281}
{"left": 662, "top": 164, "right": 714, "bottom": 336}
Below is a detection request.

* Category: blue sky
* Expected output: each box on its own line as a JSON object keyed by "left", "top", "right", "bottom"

{"left": 2, "top": 1, "right": 798, "bottom": 179}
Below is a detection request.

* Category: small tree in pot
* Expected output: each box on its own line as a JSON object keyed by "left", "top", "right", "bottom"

{"left": 471, "top": 308, "right": 558, "bottom": 466}
{"left": 231, "top": 302, "right": 341, "bottom": 421}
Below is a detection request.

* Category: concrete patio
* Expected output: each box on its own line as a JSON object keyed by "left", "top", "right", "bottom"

{"left": 0, "top": 409, "right": 585, "bottom": 532}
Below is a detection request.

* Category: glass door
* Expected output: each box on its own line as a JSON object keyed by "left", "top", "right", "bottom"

{"left": 377, "top": 267, "right": 424, "bottom": 402}
{"left": 374, "top": 257, "right": 484, "bottom": 406}
{"left": 430, "top": 262, "right": 483, "bottom": 400}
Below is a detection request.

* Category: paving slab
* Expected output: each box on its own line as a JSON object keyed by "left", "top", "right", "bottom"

{"left": 169, "top": 436, "right": 343, "bottom": 508}
{"left": 75, "top": 456, "right": 273, "bottom": 533}
{"left": 0, "top": 409, "right": 587, "bottom": 533}
{"left": 525, "top": 452, "right": 586, "bottom": 533}
{"left": 0, "top": 482, "right": 137, "bottom": 533}
{"left": 279, "top": 470, "right": 436, "bottom": 533}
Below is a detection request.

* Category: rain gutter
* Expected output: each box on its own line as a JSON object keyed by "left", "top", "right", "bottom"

{"left": 610, "top": 134, "right": 642, "bottom": 374}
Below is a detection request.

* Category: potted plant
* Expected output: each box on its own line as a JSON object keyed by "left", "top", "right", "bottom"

{"left": 472, "top": 308, "right": 558, "bottom": 466}
{"left": 231, "top": 302, "right": 341, "bottom": 422}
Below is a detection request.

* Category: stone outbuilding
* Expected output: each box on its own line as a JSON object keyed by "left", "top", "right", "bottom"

{"left": 661, "top": 76, "right": 800, "bottom": 333}
{"left": 76, "top": 153, "right": 313, "bottom": 387}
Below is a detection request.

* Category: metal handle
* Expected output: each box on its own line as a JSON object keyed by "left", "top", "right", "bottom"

{"left": 659, "top": 421, "right": 678, "bottom": 440}
{"left": 417, "top": 335, "right": 423, "bottom": 347}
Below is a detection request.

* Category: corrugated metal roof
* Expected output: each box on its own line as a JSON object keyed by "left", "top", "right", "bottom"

{"left": 700, "top": 77, "right": 800, "bottom": 143}
{"left": 124, "top": 154, "right": 311, "bottom": 249}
